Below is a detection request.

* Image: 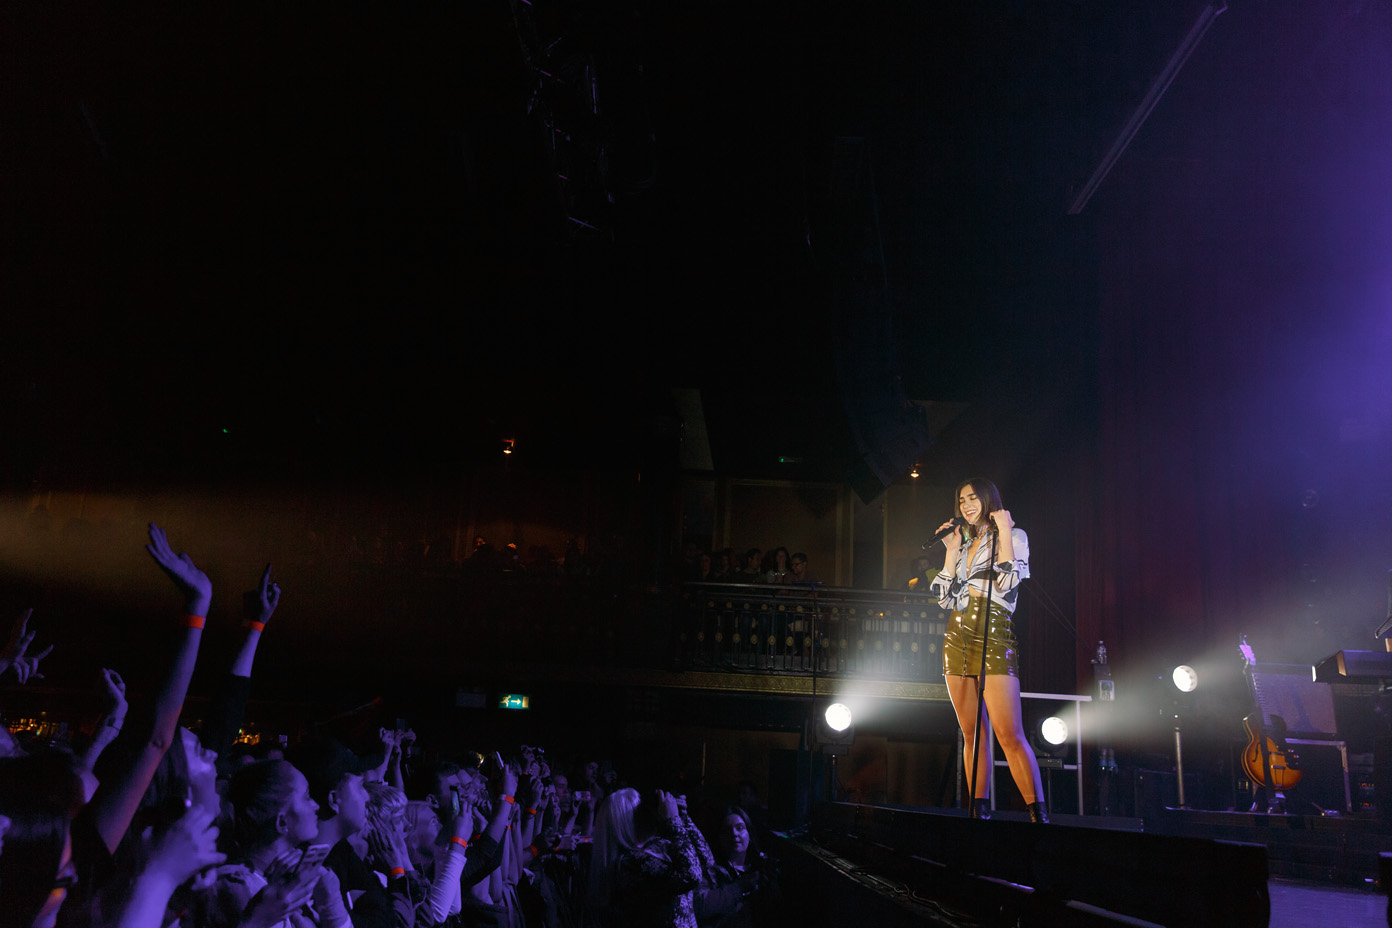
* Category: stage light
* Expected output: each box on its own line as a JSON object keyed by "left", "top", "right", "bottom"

{"left": 910, "top": 466, "right": 919, "bottom": 479}
{"left": 814, "top": 702, "right": 855, "bottom": 758}
{"left": 1040, "top": 715, "right": 1068, "bottom": 746}
{"left": 1168, "top": 664, "right": 1199, "bottom": 807}
{"left": 824, "top": 702, "right": 852, "bottom": 732}
{"left": 502, "top": 439, "right": 515, "bottom": 455}
{"left": 1027, "top": 707, "right": 1070, "bottom": 767}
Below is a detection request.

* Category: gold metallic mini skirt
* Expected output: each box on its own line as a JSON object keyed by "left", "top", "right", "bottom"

{"left": 942, "top": 596, "right": 1018, "bottom": 677}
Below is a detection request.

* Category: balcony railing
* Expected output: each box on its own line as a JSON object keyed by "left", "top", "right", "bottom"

{"left": 680, "top": 582, "right": 949, "bottom": 683}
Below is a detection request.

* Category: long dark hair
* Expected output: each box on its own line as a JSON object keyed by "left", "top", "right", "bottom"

{"left": 0, "top": 752, "right": 85, "bottom": 928}
{"left": 954, "top": 479, "right": 1004, "bottom": 539}
{"left": 712, "top": 804, "right": 759, "bottom": 864}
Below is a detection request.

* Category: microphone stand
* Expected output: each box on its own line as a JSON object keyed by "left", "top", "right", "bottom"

{"left": 967, "top": 526, "right": 1000, "bottom": 817}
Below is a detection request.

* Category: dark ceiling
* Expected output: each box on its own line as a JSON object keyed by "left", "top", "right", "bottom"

{"left": 2, "top": 1, "right": 1381, "bottom": 488}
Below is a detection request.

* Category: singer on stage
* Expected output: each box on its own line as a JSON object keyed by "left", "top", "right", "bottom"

{"left": 931, "top": 479, "right": 1049, "bottom": 823}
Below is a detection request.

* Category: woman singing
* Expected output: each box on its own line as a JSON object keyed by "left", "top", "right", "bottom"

{"left": 931, "top": 479, "right": 1048, "bottom": 823}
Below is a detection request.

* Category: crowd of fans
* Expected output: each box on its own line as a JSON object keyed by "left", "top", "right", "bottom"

{"left": 683, "top": 547, "right": 811, "bottom": 587}
{"left": 0, "top": 525, "right": 783, "bottom": 928}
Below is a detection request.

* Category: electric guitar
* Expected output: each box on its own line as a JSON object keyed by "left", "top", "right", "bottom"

{"left": 1239, "top": 637, "right": 1302, "bottom": 792}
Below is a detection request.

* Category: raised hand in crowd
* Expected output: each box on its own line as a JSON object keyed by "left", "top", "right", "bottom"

{"left": 91, "top": 524, "right": 213, "bottom": 852}
{"left": 0, "top": 608, "right": 54, "bottom": 684}
{"left": 78, "top": 668, "right": 129, "bottom": 785}
{"left": 245, "top": 562, "right": 283, "bottom": 627}
{"left": 229, "top": 563, "right": 282, "bottom": 681}
{"left": 146, "top": 522, "right": 213, "bottom": 618}
{"left": 516, "top": 770, "right": 548, "bottom": 847}
{"left": 199, "top": 561, "right": 289, "bottom": 778}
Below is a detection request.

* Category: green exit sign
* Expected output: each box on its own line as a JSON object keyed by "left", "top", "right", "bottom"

{"left": 497, "top": 693, "right": 531, "bottom": 710}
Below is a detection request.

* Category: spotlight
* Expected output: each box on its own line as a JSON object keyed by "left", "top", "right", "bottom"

{"left": 824, "top": 703, "right": 852, "bottom": 732}
{"left": 1040, "top": 716, "right": 1068, "bottom": 747}
{"left": 814, "top": 703, "right": 855, "bottom": 757}
{"left": 813, "top": 702, "right": 856, "bottom": 801}
{"left": 1027, "top": 709, "right": 1069, "bottom": 767}
{"left": 910, "top": 466, "right": 919, "bottom": 479}
{"left": 502, "top": 439, "right": 515, "bottom": 455}
{"left": 1168, "top": 664, "right": 1199, "bottom": 808}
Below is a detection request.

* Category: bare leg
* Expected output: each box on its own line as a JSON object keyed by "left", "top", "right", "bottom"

{"left": 981, "top": 674, "right": 1044, "bottom": 805}
{"left": 945, "top": 673, "right": 992, "bottom": 800}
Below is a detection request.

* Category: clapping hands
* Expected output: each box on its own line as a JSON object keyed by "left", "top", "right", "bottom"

{"left": 364, "top": 815, "right": 410, "bottom": 873}
{"left": 245, "top": 851, "right": 327, "bottom": 928}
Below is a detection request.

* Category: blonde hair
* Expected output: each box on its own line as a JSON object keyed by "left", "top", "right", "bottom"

{"left": 587, "top": 787, "right": 641, "bottom": 920}
{"left": 366, "top": 780, "right": 407, "bottom": 834}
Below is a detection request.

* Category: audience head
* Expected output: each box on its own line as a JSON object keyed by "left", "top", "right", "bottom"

{"left": 409, "top": 755, "right": 463, "bottom": 823}
{"left": 365, "top": 779, "right": 407, "bottom": 837}
{"left": 0, "top": 752, "right": 86, "bottom": 928}
{"left": 286, "top": 736, "right": 374, "bottom": 832}
{"left": 588, "top": 787, "right": 641, "bottom": 914}
{"left": 551, "top": 772, "right": 571, "bottom": 809}
{"left": 402, "top": 800, "right": 441, "bottom": 870}
{"left": 224, "top": 759, "right": 319, "bottom": 856}
{"left": 954, "top": 478, "right": 1004, "bottom": 533}
{"left": 713, "top": 804, "right": 757, "bottom": 865}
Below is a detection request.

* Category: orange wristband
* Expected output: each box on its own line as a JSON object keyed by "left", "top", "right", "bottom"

{"left": 526, "top": 807, "right": 538, "bottom": 816}
{"left": 450, "top": 836, "right": 468, "bottom": 849}
{"left": 248, "top": 621, "right": 266, "bottom": 632}
{"left": 184, "top": 615, "right": 205, "bottom": 629}
{"left": 389, "top": 867, "right": 405, "bottom": 877}
{"left": 502, "top": 795, "right": 516, "bottom": 804}
{"left": 528, "top": 845, "right": 539, "bottom": 858}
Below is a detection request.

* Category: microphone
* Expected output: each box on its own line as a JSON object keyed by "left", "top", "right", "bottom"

{"left": 922, "top": 517, "right": 965, "bottom": 549}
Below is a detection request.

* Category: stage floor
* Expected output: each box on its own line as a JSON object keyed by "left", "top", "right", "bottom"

{"left": 1270, "top": 878, "right": 1384, "bottom": 927}
{"left": 790, "top": 802, "right": 1392, "bottom": 926}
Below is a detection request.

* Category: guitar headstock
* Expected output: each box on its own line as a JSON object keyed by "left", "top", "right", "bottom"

{"left": 1239, "top": 634, "right": 1255, "bottom": 667}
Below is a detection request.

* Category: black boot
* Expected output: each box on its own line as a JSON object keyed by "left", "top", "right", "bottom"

{"left": 971, "top": 798, "right": 992, "bottom": 820}
{"left": 1027, "top": 801, "right": 1050, "bottom": 824}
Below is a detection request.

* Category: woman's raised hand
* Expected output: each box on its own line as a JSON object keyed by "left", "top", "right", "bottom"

{"left": 245, "top": 564, "right": 282, "bottom": 626}
{"left": 0, "top": 609, "right": 54, "bottom": 684}
{"left": 653, "top": 789, "right": 680, "bottom": 822}
{"left": 145, "top": 523, "right": 212, "bottom": 617}
{"left": 989, "top": 509, "right": 1014, "bottom": 533}
{"left": 100, "top": 668, "right": 128, "bottom": 719}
